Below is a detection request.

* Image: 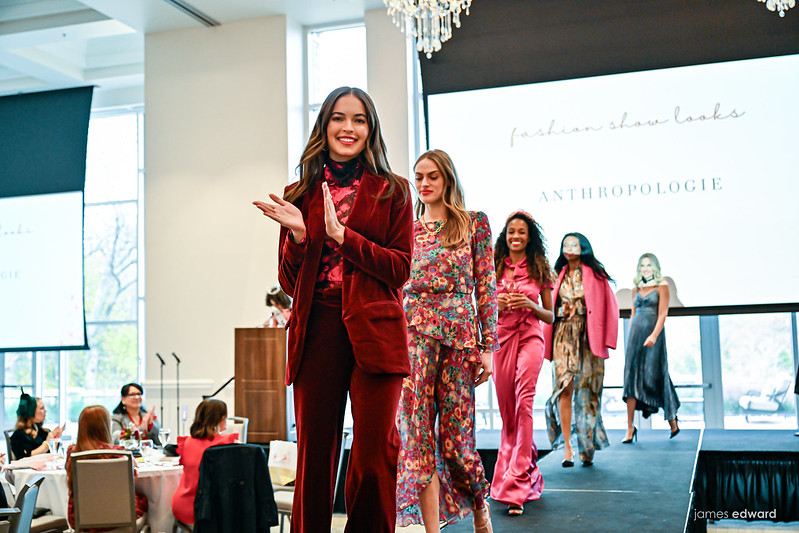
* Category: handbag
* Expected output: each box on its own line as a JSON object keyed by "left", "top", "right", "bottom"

{"left": 267, "top": 440, "right": 297, "bottom": 486}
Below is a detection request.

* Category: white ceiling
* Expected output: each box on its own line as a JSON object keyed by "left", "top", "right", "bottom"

{"left": 0, "top": 0, "right": 386, "bottom": 101}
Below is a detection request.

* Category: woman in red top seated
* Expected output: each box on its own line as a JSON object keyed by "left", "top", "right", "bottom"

{"left": 171, "top": 399, "right": 238, "bottom": 525}
{"left": 66, "top": 405, "right": 148, "bottom": 530}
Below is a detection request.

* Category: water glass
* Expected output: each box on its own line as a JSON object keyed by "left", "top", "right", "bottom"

{"left": 140, "top": 439, "right": 155, "bottom": 463}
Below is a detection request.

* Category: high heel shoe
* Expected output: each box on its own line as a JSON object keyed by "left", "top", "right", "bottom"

{"left": 473, "top": 503, "right": 492, "bottom": 533}
{"left": 507, "top": 504, "right": 524, "bottom": 517}
{"left": 622, "top": 426, "right": 638, "bottom": 444}
{"left": 562, "top": 449, "right": 574, "bottom": 467}
{"left": 670, "top": 417, "right": 680, "bottom": 439}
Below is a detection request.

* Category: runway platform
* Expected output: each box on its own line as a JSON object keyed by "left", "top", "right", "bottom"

{"left": 331, "top": 428, "right": 799, "bottom": 532}
{"left": 689, "top": 430, "right": 799, "bottom": 532}
{"left": 443, "top": 428, "right": 698, "bottom": 532}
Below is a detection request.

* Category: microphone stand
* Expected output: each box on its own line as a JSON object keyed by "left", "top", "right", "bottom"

{"left": 155, "top": 353, "right": 166, "bottom": 423}
{"left": 171, "top": 352, "right": 181, "bottom": 435}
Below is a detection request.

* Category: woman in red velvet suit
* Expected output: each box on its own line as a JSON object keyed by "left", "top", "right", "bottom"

{"left": 543, "top": 233, "right": 618, "bottom": 467}
{"left": 253, "top": 86, "right": 413, "bottom": 533}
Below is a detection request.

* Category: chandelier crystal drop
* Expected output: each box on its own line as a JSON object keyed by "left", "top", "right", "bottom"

{"left": 758, "top": 0, "right": 795, "bottom": 16}
{"left": 384, "top": 1, "right": 472, "bottom": 59}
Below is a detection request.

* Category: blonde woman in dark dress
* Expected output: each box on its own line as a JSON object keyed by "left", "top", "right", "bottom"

{"left": 622, "top": 253, "right": 680, "bottom": 443}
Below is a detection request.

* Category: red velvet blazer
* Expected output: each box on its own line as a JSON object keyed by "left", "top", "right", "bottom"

{"left": 543, "top": 265, "right": 619, "bottom": 360}
{"left": 277, "top": 170, "right": 414, "bottom": 385}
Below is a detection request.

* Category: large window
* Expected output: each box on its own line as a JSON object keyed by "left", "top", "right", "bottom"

{"left": 478, "top": 312, "right": 798, "bottom": 433}
{"left": 305, "top": 24, "right": 367, "bottom": 434}
{"left": 720, "top": 313, "right": 796, "bottom": 429}
{"left": 1, "top": 110, "right": 144, "bottom": 435}
{"left": 600, "top": 316, "right": 704, "bottom": 431}
{"left": 306, "top": 24, "right": 368, "bottom": 138}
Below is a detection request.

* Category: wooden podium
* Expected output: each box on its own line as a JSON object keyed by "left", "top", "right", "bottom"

{"left": 234, "top": 327, "right": 287, "bottom": 443}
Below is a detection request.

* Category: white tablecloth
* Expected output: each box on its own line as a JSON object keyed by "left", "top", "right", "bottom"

{"left": 5, "top": 459, "right": 183, "bottom": 533}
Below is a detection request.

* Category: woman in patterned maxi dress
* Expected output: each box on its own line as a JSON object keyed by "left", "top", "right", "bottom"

{"left": 396, "top": 149, "right": 497, "bottom": 533}
{"left": 543, "top": 233, "right": 618, "bottom": 467}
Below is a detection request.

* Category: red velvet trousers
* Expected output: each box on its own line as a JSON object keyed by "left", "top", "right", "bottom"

{"left": 291, "top": 295, "right": 404, "bottom": 533}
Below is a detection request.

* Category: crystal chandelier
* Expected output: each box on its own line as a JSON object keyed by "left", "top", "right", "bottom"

{"left": 384, "top": 1, "right": 472, "bottom": 59}
{"left": 758, "top": 0, "right": 795, "bottom": 16}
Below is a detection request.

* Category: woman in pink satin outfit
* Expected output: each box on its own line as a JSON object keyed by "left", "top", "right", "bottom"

{"left": 490, "top": 211, "right": 554, "bottom": 517}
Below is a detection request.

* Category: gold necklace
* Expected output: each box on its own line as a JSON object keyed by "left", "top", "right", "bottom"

{"left": 420, "top": 214, "right": 447, "bottom": 236}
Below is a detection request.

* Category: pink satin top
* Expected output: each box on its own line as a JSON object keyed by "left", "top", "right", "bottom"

{"left": 497, "top": 256, "right": 553, "bottom": 344}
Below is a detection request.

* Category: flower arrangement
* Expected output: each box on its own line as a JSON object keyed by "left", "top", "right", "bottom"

{"left": 120, "top": 426, "right": 142, "bottom": 441}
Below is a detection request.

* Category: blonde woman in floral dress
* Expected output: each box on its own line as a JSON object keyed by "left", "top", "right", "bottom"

{"left": 396, "top": 149, "right": 497, "bottom": 533}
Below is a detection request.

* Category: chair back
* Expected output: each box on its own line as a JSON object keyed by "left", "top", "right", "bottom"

{"left": 226, "top": 417, "right": 248, "bottom": 444}
{"left": 0, "top": 510, "right": 19, "bottom": 533}
{"left": 9, "top": 475, "right": 44, "bottom": 533}
{"left": 3, "top": 431, "right": 15, "bottom": 462}
{"left": 70, "top": 450, "right": 136, "bottom": 532}
{"left": 769, "top": 377, "right": 792, "bottom": 403}
{"left": 193, "top": 444, "right": 277, "bottom": 532}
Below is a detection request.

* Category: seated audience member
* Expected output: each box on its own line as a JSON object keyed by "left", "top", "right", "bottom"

{"left": 111, "top": 382, "right": 161, "bottom": 446}
{"left": 10, "top": 392, "right": 63, "bottom": 459}
{"left": 171, "top": 399, "right": 238, "bottom": 525}
{"left": 65, "top": 405, "right": 148, "bottom": 530}
{"left": 262, "top": 286, "right": 292, "bottom": 327}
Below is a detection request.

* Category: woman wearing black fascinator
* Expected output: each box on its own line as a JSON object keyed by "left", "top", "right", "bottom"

{"left": 10, "top": 389, "right": 63, "bottom": 459}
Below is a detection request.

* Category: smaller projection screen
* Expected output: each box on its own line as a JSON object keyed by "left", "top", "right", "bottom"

{"left": 0, "top": 86, "right": 92, "bottom": 351}
{"left": 0, "top": 192, "right": 85, "bottom": 349}
{"left": 427, "top": 54, "right": 799, "bottom": 308}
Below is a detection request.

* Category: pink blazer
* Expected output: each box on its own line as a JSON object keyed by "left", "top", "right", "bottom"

{"left": 543, "top": 265, "right": 619, "bottom": 360}
{"left": 277, "top": 171, "right": 414, "bottom": 385}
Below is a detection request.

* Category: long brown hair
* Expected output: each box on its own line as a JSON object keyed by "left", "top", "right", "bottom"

{"left": 414, "top": 149, "right": 471, "bottom": 248}
{"left": 284, "top": 86, "right": 407, "bottom": 204}
{"left": 494, "top": 211, "right": 553, "bottom": 287}
{"left": 189, "top": 399, "right": 227, "bottom": 440}
{"left": 67, "top": 406, "right": 114, "bottom": 503}
{"left": 74, "top": 405, "right": 113, "bottom": 452}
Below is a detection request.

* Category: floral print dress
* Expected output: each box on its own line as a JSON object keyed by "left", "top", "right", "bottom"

{"left": 396, "top": 211, "right": 499, "bottom": 526}
{"left": 544, "top": 267, "right": 610, "bottom": 463}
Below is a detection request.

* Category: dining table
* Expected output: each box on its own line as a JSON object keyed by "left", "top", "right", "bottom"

{"left": 3, "top": 453, "right": 183, "bottom": 533}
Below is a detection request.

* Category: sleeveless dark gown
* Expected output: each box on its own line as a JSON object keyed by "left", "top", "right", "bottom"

{"left": 622, "top": 290, "right": 680, "bottom": 420}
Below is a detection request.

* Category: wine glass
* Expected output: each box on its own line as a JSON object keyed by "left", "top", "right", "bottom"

{"left": 501, "top": 278, "right": 518, "bottom": 294}
{"left": 47, "top": 438, "right": 61, "bottom": 457}
{"left": 161, "top": 428, "right": 171, "bottom": 447}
